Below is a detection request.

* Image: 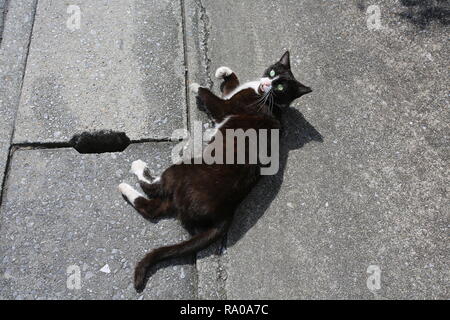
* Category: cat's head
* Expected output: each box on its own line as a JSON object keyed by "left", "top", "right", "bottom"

{"left": 259, "top": 51, "right": 312, "bottom": 107}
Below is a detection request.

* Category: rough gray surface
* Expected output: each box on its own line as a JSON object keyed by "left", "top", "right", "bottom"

{"left": 0, "top": 143, "right": 196, "bottom": 299}
{"left": 0, "top": 0, "right": 448, "bottom": 300}
{"left": 0, "top": 0, "right": 37, "bottom": 199}
{"left": 13, "top": 0, "right": 186, "bottom": 144}
{"left": 196, "top": 0, "right": 449, "bottom": 299}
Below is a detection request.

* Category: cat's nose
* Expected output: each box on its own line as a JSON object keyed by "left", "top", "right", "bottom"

{"left": 261, "top": 79, "right": 272, "bottom": 91}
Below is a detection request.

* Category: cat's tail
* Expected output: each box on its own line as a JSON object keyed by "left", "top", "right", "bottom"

{"left": 134, "top": 223, "right": 228, "bottom": 292}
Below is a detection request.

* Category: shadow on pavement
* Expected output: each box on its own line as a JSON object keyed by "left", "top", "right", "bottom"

{"left": 227, "top": 106, "right": 323, "bottom": 247}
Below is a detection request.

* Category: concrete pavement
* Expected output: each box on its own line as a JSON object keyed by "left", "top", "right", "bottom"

{"left": 14, "top": 0, "right": 186, "bottom": 143}
{"left": 0, "top": 0, "right": 448, "bottom": 299}
{"left": 196, "top": 0, "right": 449, "bottom": 299}
{"left": 0, "top": 143, "right": 196, "bottom": 299}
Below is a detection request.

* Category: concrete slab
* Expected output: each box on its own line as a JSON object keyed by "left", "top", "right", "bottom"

{"left": 13, "top": 0, "right": 186, "bottom": 144}
{"left": 0, "top": 143, "right": 197, "bottom": 299}
{"left": 0, "top": 0, "right": 37, "bottom": 195}
{"left": 195, "top": 0, "right": 449, "bottom": 299}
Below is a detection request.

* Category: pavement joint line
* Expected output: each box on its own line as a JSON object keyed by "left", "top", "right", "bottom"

{"left": 0, "top": 0, "right": 10, "bottom": 45}
{"left": 5, "top": 0, "right": 38, "bottom": 157}
{"left": 0, "top": 145, "right": 13, "bottom": 210}
{"left": 10, "top": 137, "right": 183, "bottom": 152}
{"left": 16, "top": 0, "right": 38, "bottom": 101}
{"left": 180, "top": 0, "right": 192, "bottom": 134}
{"left": 129, "top": 137, "right": 183, "bottom": 143}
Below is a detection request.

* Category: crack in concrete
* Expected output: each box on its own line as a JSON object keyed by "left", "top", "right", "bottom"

{"left": 0, "top": 0, "right": 10, "bottom": 45}
{"left": 194, "top": 0, "right": 213, "bottom": 89}
{"left": 0, "top": 146, "right": 14, "bottom": 213}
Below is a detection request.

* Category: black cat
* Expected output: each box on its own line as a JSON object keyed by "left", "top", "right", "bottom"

{"left": 119, "top": 51, "right": 312, "bottom": 292}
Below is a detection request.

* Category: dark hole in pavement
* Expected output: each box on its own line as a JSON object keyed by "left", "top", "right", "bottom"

{"left": 70, "top": 130, "right": 131, "bottom": 154}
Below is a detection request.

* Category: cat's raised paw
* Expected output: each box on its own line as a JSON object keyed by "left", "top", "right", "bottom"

{"left": 215, "top": 66, "right": 233, "bottom": 79}
{"left": 189, "top": 83, "right": 200, "bottom": 95}
{"left": 130, "top": 160, "right": 153, "bottom": 184}
{"left": 130, "top": 160, "right": 147, "bottom": 175}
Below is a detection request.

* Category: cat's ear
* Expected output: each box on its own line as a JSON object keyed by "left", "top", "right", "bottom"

{"left": 296, "top": 82, "right": 312, "bottom": 97}
{"left": 279, "top": 51, "right": 291, "bottom": 69}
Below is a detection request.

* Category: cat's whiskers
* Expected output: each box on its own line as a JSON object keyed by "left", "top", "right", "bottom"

{"left": 257, "top": 94, "right": 267, "bottom": 112}
{"left": 259, "top": 88, "right": 273, "bottom": 114}
{"left": 249, "top": 90, "right": 268, "bottom": 111}
{"left": 269, "top": 91, "right": 274, "bottom": 114}
{"left": 243, "top": 85, "right": 274, "bottom": 115}
{"left": 246, "top": 91, "right": 267, "bottom": 109}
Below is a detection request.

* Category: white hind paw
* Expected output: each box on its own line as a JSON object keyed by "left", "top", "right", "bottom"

{"left": 118, "top": 183, "right": 143, "bottom": 203}
{"left": 215, "top": 66, "right": 233, "bottom": 79}
{"left": 190, "top": 83, "right": 201, "bottom": 94}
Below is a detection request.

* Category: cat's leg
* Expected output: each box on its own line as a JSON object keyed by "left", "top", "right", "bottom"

{"left": 130, "top": 160, "right": 164, "bottom": 198}
{"left": 190, "top": 84, "right": 230, "bottom": 122}
{"left": 118, "top": 183, "right": 171, "bottom": 221}
{"left": 215, "top": 66, "right": 240, "bottom": 97}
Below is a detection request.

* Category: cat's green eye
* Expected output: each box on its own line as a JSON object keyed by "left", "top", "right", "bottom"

{"left": 277, "top": 84, "right": 284, "bottom": 91}
{"left": 269, "top": 70, "right": 275, "bottom": 77}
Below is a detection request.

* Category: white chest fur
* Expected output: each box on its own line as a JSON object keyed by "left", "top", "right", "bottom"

{"left": 224, "top": 81, "right": 260, "bottom": 100}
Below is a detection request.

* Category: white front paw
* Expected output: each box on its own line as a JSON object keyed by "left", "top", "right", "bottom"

{"left": 215, "top": 66, "right": 233, "bottom": 79}
{"left": 130, "top": 159, "right": 147, "bottom": 175}
{"left": 190, "top": 83, "right": 201, "bottom": 94}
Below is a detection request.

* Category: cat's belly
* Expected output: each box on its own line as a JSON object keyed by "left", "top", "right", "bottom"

{"left": 162, "top": 163, "right": 260, "bottom": 230}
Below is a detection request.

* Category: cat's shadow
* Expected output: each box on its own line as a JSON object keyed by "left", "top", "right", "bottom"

{"left": 226, "top": 106, "right": 323, "bottom": 248}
